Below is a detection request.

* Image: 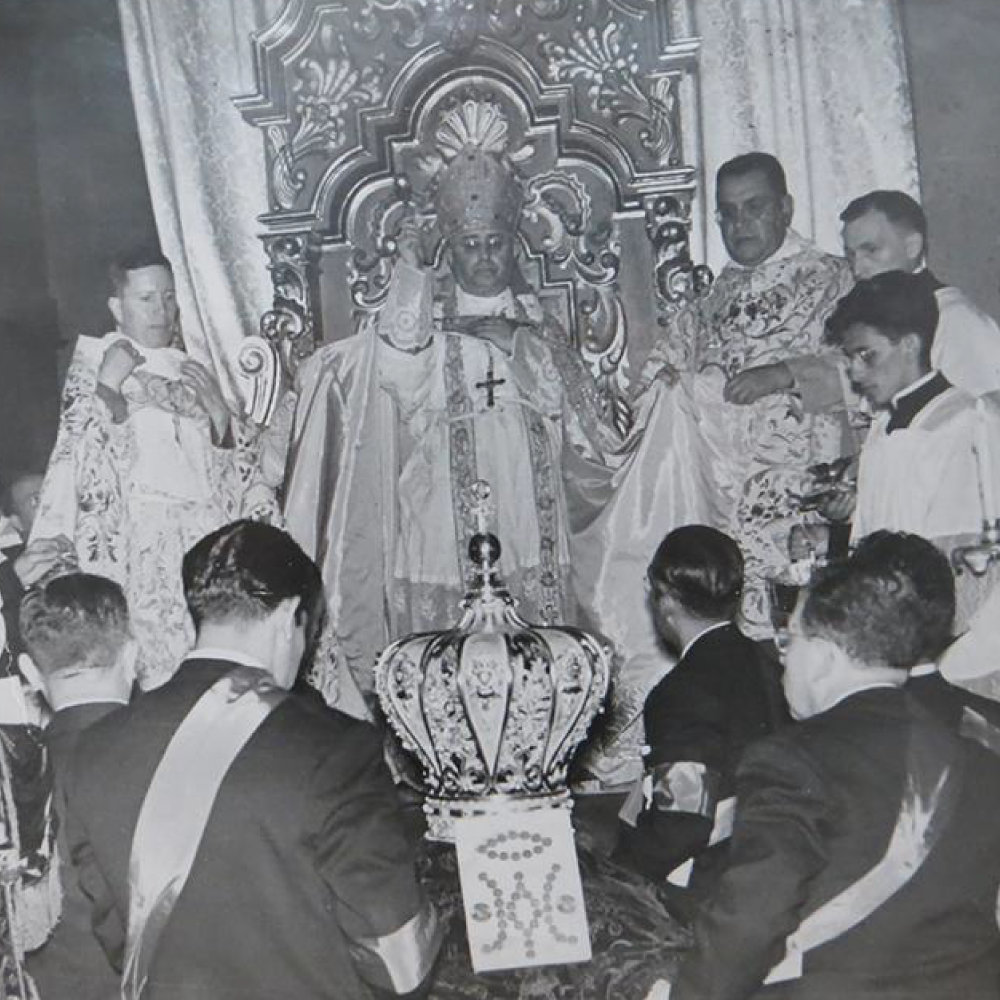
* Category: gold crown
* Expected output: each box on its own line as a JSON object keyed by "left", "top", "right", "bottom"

{"left": 436, "top": 145, "right": 524, "bottom": 237}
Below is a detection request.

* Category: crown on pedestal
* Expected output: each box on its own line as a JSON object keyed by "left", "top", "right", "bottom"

{"left": 375, "top": 482, "right": 611, "bottom": 842}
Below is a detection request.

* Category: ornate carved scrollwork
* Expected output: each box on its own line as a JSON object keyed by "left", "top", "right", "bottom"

{"left": 238, "top": 0, "right": 705, "bottom": 400}
{"left": 265, "top": 27, "right": 387, "bottom": 211}
{"left": 351, "top": 0, "right": 570, "bottom": 53}
{"left": 238, "top": 335, "right": 282, "bottom": 426}
{"left": 260, "top": 233, "right": 321, "bottom": 370}
{"left": 539, "top": 20, "right": 680, "bottom": 165}
{"left": 521, "top": 168, "right": 632, "bottom": 432}
{"left": 645, "top": 193, "right": 713, "bottom": 321}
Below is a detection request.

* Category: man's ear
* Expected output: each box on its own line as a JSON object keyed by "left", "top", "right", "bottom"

{"left": 118, "top": 638, "right": 139, "bottom": 687}
{"left": 902, "top": 331, "right": 925, "bottom": 361}
{"left": 903, "top": 229, "right": 925, "bottom": 266}
{"left": 781, "top": 193, "right": 795, "bottom": 226}
{"left": 269, "top": 598, "right": 300, "bottom": 639}
{"left": 812, "top": 635, "right": 849, "bottom": 697}
{"left": 108, "top": 296, "right": 123, "bottom": 330}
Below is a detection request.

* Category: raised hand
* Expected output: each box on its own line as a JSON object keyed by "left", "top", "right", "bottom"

{"left": 98, "top": 339, "right": 146, "bottom": 392}
{"left": 395, "top": 218, "right": 424, "bottom": 268}
{"left": 180, "top": 359, "right": 231, "bottom": 436}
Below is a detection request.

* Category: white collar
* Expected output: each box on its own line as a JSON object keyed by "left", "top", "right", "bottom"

{"left": 827, "top": 681, "right": 901, "bottom": 711}
{"left": 680, "top": 621, "right": 730, "bottom": 661}
{"left": 454, "top": 286, "right": 519, "bottom": 318}
{"left": 183, "top": 647, "right": 270, "bottom": 672}
{"left": 729, "top": 229, "right": 810, "bottom": 271}
{"left": 907, "top": 662, "right": 938, "bottom": 678}
{"left": 103, "top": 330, "right": 185, "bottom": 362}
{"left": 890, "top": 370, "right": 937, "bottom": 408}
{"left": 54, "top": 694, "right": 129, "bottom": 712}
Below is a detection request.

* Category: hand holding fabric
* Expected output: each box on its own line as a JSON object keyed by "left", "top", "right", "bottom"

{"left": 181, "top": 359, "right": 231, "bottom": 438}
{"left": 724, "top": 362, "right": 794, "bottom": 405}
{"left": 98, "top": 340, "right": 146, "bottom": 393}
{"left": 817, "top": 485, "right": 856, "bottom": 523}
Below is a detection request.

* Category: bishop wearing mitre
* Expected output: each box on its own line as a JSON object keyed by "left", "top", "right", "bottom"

{"left": 276, "top": 101, "right": 618, "bottom": 709}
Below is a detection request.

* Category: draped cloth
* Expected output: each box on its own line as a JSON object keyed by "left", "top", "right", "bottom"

{"left": 116, "top": 0, "right": 282, "bottom": 403}
{"left": 281, "top": 266, "right": 617, "bottom": 709}
{"left": 683, "top": 0, "right": 919, "bottom": 265}
{"left": 116, "top": 0, "right": 918, "bottom": 395}
{"left": 574, "top": 234, "right": 852, "bottom": 783}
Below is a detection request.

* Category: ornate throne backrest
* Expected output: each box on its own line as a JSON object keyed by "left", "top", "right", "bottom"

{"left": 236, "top": 0, "right": 712, "bottom": 431}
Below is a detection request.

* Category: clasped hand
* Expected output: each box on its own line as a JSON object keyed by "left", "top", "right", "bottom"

{"left": 723, "top": 362, "right": 794, "bottom": 405}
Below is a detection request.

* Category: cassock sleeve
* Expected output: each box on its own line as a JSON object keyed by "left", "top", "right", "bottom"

{"left": 671, "top": 736, "right": 831, "bottom": 1000}
{"left": 306, "top": 722, "right": 441, "bottom": 997}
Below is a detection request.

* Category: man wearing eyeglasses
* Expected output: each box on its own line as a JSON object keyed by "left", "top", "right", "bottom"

{"left": 671, "top": 534, "right": 1000, "bottom": 1000}
{"left": 631, "top": 152, "right": 854, "bottom": 639}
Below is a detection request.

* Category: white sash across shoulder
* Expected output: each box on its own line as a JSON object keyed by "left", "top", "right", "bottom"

{"left": 122, "top": 666, "right": 289, "bottom": 1000}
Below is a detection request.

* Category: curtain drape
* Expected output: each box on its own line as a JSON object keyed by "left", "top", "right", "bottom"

{"left": 117, "top": 0, "right": 282, "bottom": 402}
{"left": 687, "top": 0, "right": 919, "bottom": 268}
{"left": 117, "top": 0, "right": 919, "bottom": 376}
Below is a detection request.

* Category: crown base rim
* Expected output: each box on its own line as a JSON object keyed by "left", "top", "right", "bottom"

{"left": 423, "top": 789, "right": 572, "bottom": 844}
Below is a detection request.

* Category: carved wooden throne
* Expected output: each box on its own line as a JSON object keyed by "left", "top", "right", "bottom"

{"left": 235, "top": 0, "right": 711, "bottom": 429}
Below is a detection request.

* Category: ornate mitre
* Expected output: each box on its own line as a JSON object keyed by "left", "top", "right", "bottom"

{"left": 375, "top": 483, "right": 611, "bottom": 842}
{"left": 432, "top": 99, "right": 525, "bottom": 237}
{"left": 436, "top": 147, "right": 524, "bottom": 237}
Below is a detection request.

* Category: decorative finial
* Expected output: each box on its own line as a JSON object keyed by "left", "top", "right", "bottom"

{"left": 469, "top": 479, "right": 493, "bottom": 536}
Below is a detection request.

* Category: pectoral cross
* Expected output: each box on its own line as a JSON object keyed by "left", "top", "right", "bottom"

{"left": 475, "top": 352, "right": 506, "bottom": 409}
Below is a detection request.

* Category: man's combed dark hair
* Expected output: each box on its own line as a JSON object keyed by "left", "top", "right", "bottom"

{"left": 182, "top": 520, "right": 324, "bottom": 641}
{"left": 109, "top": 244, "right": 172, "bottom": 294}
{"left": 19, "top": 573, "right": 130, "bottom": 674}
{"left": 648, "top": 524, "right": 744, "bottom": 620}
{"left": 840, "top": 189, "right": 927, "bottom": 242}
{"left": 716, "top": 152, "right": 788, "bottom": 198}
{"left": 800, "top": 530, "right": 955, "bottom": 669}
{"left": 825, "top": 270, "right": 939, "bottom": 355}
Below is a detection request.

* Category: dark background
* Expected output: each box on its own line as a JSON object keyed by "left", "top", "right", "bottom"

{"left": 1, "top": 0, "right": 997, "bottom": 476}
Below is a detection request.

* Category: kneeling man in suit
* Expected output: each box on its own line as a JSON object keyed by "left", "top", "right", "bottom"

{"left": 616, "top": 525, "right": 788, "bottom": 890}
{"left": 671, "top": 530, "right": 1000, "bottom": 1000}
{"left": 63, "top": 520, "right": 441, "bottom": 1000}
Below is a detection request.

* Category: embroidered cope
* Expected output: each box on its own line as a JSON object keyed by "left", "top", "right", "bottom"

{"left": 31, "top": 334, "right": 263, "bottom": 688}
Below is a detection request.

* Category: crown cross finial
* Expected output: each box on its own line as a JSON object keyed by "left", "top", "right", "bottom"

{"left": 469, "top": 480, "right": 493, "bottom": 536}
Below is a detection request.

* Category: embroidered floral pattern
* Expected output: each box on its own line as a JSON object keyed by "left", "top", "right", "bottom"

{"left": 33, "top": 343, "right": 271, "bottom": 688}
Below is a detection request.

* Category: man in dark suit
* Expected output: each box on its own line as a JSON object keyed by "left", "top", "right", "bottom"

{"left": 63, "top": 520, "right": 441, "bottom": 1000}
{"left": 616, "top": 525, "right": 788, "bottom": 888}
{"left": 672, "top": 531, "right": 1000, "bottom": 1000}
{"left": 845, "top": 531, "right": 1000, "bottom": 734}
{"left": 19, "top": 573, "right": 133, "bottom": 1000}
